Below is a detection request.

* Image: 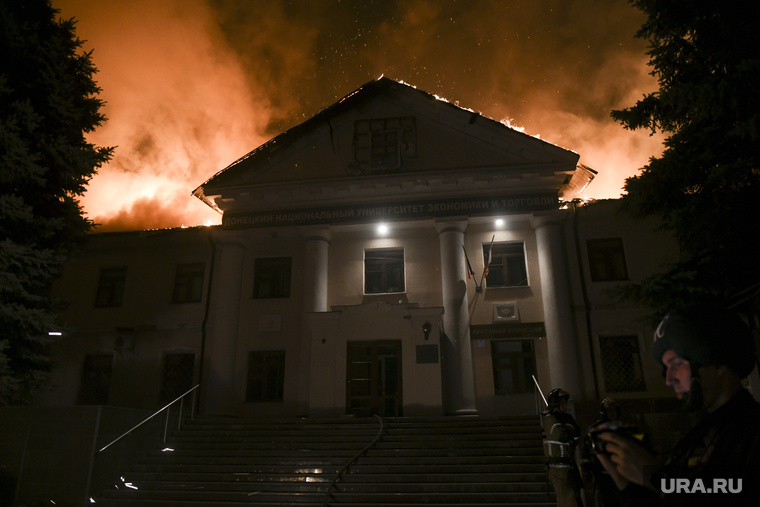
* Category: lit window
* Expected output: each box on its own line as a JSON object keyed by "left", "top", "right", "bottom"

{"left": 246, "top": 350, "right": 285, "bottom": 402}
{"left": 94, "top": 267, "right": 127, "bottom": 308}
{"left": 484, "top": 242, "right": 528, "bottom": 288}
{"left": 599, "top": 335, "right": 646, "bottom": 392}
{"left": 253, "top": 257, "right": 292, "bottom": 299}
{"left": 587, "top": 238, "right": 628, "bottom": 282}
{"left": 491, "top": 340, "right": 537, "bottom": 395}
{"left": 172, "top": 263, "right": 205, "bottom": 303}
{"left": 364, "top": 248, "right": 405, "bottom": 294}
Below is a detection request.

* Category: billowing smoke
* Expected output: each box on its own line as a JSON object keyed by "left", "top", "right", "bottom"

{"left": 54, "top": 0, "right": 663, "bottom": 232}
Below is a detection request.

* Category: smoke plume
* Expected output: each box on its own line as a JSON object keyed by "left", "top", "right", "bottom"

{"left": 55, "top": 0, "right": 663, "bottom": 232}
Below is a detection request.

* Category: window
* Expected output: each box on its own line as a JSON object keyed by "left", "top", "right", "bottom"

{"left": 172, "top": 262, "right": 205, "bottom": 303}
{"left": 160, "top": 353, "right": 195, "bottom": 403}
{"left": 246, "top": 350, "right": 285, "bottom": 402}
{"left": 354, "top": 117, "right": 416, "bottom": 172}
{"left": 484, "top": 242, "right": 528, "bottom": 288}
{"left": 587, "top": 238, "right": 628, "bottom": 282}
{"left": 94, "top": 267, "right": 127, "bottom": 307}
{"left": 78, "top": 353, "right": 113, "bottom": 405}
{"left": 253, "top": 257, "right": 291, "bottom": 299}
{"left": 599, "top": 335, "right": 646, "bottom": 392}
{"left": 364, "top": 248, "right": 405, "bottom": 294}
{"left": 491, "top": 340, "right": 537, "bottom": 395}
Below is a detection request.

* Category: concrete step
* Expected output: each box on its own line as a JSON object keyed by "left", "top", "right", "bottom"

{"left": 101, "top": 489, "right": 554, "bottom": 504}
{"left": 93, "top": 415, "right": 554, "bottom": 506}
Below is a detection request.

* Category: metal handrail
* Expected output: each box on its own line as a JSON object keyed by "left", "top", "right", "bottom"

{"left": 324, "top": 414, "right": 384, "bottom": 504}
{"left": 98, "top": 384, "right": 199, "bottom": 453}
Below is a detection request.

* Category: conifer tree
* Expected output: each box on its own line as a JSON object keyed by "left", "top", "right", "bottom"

{"left": 0, "top": 0, "right": 113, "bottom": 404}
{"left": 615, "top": 0, "right": 760, "bottom": 315}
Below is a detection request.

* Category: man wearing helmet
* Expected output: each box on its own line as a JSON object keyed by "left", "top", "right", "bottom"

{"left": 542, "top": 388, "right": 583, "bottom": 506}
{"left": 596, "top": 305, "right": 760, "bottom": 506}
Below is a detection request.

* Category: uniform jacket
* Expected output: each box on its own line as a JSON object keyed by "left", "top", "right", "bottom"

{"left": 542, "top": 409, "right": 581, "bottom": 465}
{"left": 621, "top": 388, "right": 760, "bottom": 507}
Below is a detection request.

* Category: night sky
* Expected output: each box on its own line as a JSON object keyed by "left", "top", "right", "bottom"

{"left": 54, "top": 0, "right": 664, "bottom": 231}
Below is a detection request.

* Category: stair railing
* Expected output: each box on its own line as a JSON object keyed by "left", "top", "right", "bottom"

{"left": 324, "top": 414, "right": 384, "bottom": 505}
{"left": 87, "top": 385, "right": 199, "bottom": 503}
{"left": 98, "top": 384, "right": 200, "bottom": 453}
{"left": 532, "top": 375, "right": 547, "bottom": 418}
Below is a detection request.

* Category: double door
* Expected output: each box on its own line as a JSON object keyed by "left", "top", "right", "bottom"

{"left": 346, "top": 341, "right": 402, "bottom": 417}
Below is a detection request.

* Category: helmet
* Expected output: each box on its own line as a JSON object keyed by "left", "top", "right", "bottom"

{"left": 547, "top": 388, "right": 570, "bottom": 411}
{"left": 652, "top": 305, "right": 756, "bottom": 378}
{"left": 599, "top": 397, "right": 620, "bottom": 418}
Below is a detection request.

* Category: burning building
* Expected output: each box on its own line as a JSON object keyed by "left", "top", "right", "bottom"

{"left": 44, "top": 77, "right": 681, "bottom": 418}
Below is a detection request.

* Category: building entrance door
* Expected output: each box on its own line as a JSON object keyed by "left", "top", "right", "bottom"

{"left": 346, "top": 341, "right": 402, "bottom": 417}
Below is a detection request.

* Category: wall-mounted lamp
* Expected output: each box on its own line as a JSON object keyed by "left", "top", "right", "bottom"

{"left": 422, "top": 321, "right": 432, "bottom": 340}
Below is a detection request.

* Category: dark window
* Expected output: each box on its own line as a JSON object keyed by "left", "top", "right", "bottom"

{"left": 491, "top": 340, "right": 537, "bottom": 395}
{"left": 94, "top": 267, "right": 127, "bottom": 308}
{"left": 484, "top": 242, "right": 528, "bottom": 288}
{"left": 365, "top": 248, "right": 405, "bottom": 294}
{"left": 160, "top": 353, "right": 195, "bottom": 403}
{"left": 246, "top": 350, "right": 285, "bottom": 402}
{"left": 78, "top": 353, "right": 113, "bottom": 405}
{"left": 599, "top": 335, "right": 646, "bottom": 392}
{"left": 172, "top": 262, "right": 205, "bottom": 303}
{"left": 587, "top": 238, "right": 629, "bottom": 282}
{"left": 354, "top": 117, "right": 416, "bottom": 172}
{"left": 253, "top": 257, "right": 291, "bottom": 299}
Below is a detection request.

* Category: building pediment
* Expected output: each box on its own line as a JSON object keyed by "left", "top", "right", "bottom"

{"left": 193, "top": 77, "right": 592, "bottom": 216}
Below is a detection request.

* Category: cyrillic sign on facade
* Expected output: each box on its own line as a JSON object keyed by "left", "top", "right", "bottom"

{"left": 223, "top": 193, "right": 559, "bottom": 228}
{"left": 470, "top": 322, "right": 547, "bottom": 339}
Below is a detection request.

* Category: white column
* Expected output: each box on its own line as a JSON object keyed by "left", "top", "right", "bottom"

{"left": 532, "top": 213, "right": 583, "bottom": 397}
{"left": 436, "top": 219, "right": 477, "bottom": 415}
{"left": 302, "top": 226, "right": 331, "bottom": 313}
{"left": 299, "top": 225, "right": 331, "bottom": 415}
{"left": 201, "top": 235, "right": 245, "bottom": 415}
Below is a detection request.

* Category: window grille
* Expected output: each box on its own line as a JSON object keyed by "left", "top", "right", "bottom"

{"left": 160, "top": 353, "right": 195, "bottom": 402}
{"left": 599, "top": 335, "right": 646, "bottom": 392}
{"left": 246, "top": 350, "right": 285, "bottom": 402}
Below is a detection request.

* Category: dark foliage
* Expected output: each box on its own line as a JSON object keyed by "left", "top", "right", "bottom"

{"left": 0, "top": 0, "right": 113, "bottom": 404}
{"left": 614, "top": 0, "right": 760, "bottom": 317}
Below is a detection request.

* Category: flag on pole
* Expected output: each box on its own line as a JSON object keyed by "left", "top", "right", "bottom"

{"left": 484, "top": 235, "right": 495, "bottom": 277}
{"left": 462, "top": 245, "right": 475, "bottom": 279}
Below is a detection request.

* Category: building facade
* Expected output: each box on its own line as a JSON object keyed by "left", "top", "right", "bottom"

{"left": 44, "top": 78, "right": 684, "bottom": 419}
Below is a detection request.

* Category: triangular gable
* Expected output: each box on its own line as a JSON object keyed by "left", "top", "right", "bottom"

{"left": 193, "top": 77, "right": 590, "bottom": 214}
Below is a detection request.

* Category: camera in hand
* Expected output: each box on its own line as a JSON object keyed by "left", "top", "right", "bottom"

{"left": 587, "top": 424, "right": 646, "bottom": 455}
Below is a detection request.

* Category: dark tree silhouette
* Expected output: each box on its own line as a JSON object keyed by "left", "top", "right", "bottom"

{"left": 0, "top": 0, "right": 113, "bottom": 404}
{"left": 614, "top": 0, "right": 760, "bottom": 316}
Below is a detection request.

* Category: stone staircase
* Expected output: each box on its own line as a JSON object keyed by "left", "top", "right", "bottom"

{"left": 93, "top": 415, "right": 554, "bottom": 506}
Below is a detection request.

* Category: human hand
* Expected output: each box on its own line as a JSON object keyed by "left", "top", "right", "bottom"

{"left": 599, "top": 429, "right": 660, "bottom": 490}
{"left": 595, "top": 452, "right": 630, "bottom": 490}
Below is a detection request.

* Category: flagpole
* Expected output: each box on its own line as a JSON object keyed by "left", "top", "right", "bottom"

{"left": 478, "top": 235, "right": 495, "bottom": 291}
{"left": 462, "top": 244, "right": 478, "bottom": 289}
